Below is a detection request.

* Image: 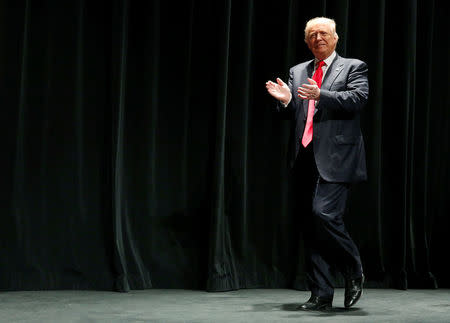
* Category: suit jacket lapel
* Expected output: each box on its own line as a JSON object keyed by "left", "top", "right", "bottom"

{"left": 321, "top": 54, "right": 344, "bottom": 91}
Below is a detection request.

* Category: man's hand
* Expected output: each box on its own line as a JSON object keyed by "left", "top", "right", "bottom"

{"left": 265, "top": 78, "right": 292, "bottom": 105}
{"left": 297, "top": 78, "right": 320, "bottom": 100}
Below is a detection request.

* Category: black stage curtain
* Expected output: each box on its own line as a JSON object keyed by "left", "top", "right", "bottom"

{"left": 1, "top": 0, "right": 449, "bottom": 292}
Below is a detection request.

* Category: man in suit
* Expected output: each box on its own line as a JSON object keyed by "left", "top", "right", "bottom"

{"left": 265, "top": 17, "right": 368, "bottom": 310}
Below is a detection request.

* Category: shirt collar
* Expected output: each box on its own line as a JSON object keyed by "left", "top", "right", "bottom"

{"left": 315, "top": 51, "right": 336, "bottom": 68}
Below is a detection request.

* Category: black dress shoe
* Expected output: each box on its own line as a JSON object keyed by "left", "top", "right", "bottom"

{"left": 344, "top": 274, "right": 364, "bottom": 308}
{"left": 298, "top": 295, "right": 332, "bottom": 311}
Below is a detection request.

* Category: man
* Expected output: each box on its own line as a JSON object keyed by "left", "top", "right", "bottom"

{"left": 265, "top": 17, "right": 368, "bottom": 310}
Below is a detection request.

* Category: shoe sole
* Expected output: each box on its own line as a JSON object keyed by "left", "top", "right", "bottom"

{"left": 299, "top": 304, "right": 332, "bottom": 311}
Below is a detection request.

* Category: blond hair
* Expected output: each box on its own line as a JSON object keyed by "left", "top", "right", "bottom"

{"left": 304, "top": 17, "right": 338, "bottom": 41}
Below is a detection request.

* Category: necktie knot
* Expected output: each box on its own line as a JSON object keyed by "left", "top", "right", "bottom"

{"left": 313, "top": 60, "right": 325, "bottom": 88}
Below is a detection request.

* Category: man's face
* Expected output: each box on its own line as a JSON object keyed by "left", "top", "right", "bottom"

{"left": 305, "top": 23, "right": 338, "bottom": 60}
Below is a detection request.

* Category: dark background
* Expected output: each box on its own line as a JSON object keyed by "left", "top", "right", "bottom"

{"left": 0, "top": 0, "right": 449, "bottom": 292}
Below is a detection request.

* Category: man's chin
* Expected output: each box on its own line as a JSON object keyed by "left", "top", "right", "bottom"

{"left": 313, "top": 53, "right": 327, "bottom": 59}
{"left": 314, "top": 47, "right": 328, "bottom": 53}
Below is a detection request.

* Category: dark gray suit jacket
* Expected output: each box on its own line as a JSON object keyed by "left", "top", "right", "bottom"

{"left": 276, "top": 53, "right": 369, "bottom": 183}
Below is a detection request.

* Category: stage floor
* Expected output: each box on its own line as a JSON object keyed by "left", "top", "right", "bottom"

{"left": 1, "top": 288, "right": 449, "bottom": 322}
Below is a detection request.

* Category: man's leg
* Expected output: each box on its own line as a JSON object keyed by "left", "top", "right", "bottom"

{"left": 311, "top": 178, "right": 363, "bottom": 281}
{"left": 308, "top": 177, "right": 364, "bottom": 308}
{"left": 295, "top": 147, "right": 334, "bottom": 310}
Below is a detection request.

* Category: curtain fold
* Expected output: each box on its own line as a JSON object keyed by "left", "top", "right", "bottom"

{"left": 111, "top": 0, "right": 152, "bottom": 291}
{"left": 111, "top": 0, "right": 130, "bottom": 292}
{"left": 206, "top": 0, "right": 240, "bottom": 292}
{"left": 367, "top": 0, "right": 386, "bottom": 282}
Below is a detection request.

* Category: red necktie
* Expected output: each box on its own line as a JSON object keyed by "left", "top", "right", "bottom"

{"left": 301, "top": 60, "right": 325, "bottom": 147}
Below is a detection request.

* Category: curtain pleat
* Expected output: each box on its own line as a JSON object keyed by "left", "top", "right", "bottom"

{"left": 111, "top": 0, "right": 130, "bottom": 292}
{"left": 368, "top": 0, "right": 386, "bottom": 279}
{"left": 11, "top": 0, "right": 31, "bottom": 284}
{"left": 112, "top": 0, "right": 151, "bottom": 291}
{"left": 206, "top": 0, "right": 240, "bottom": 292}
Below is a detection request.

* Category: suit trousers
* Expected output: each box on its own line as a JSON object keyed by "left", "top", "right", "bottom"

{"left": 292, "top": 144, "right": 363, "bottom": 299}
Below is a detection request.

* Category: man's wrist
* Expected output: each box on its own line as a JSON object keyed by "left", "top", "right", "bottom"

{"left": 280, "top": 94, "right": 292, "bottom": 107}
